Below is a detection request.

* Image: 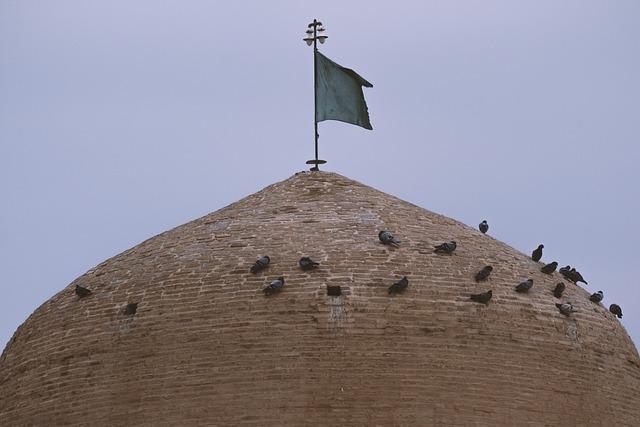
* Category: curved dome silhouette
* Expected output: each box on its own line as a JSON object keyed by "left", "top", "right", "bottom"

{"left": 1, "top": 171, "right": 639, "bottom": 426}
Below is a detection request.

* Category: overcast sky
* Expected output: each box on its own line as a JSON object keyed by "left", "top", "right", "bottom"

{"left": 1, "top": 1, "right": 639, "bottom": 351}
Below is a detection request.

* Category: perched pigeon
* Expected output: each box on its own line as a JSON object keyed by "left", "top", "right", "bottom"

{"left": 479, "top": 220, "right": 489, "bottom": 234}
{"left": 569, "top": 268, "right": 588, "bottom": 285}
{"left": 388, "top": 276, "right": 409, "bottom": 294}
{"left": 263, "top": 277, "right": 285, "bottom": 295}
{"left": 561, "top": 267, "right": 587, "bottom": 285}
{"left": 515, "top": 279, "right": 534, "bottom": 293}
{"left": 589, "top": 291, "right": 604, "bottom": 303}
{"left": 299, "top": 257, "right": 320, "bottom": 270}
{"left": 609, "top": 304, "right": 623, "bottom": 319}
{"left": 434, "top": 241, "right": 457, "bottom": 254}
{"left": 250, "top": 255, "right": 271, "bottom": 274}
{"left": 541, "top": 261, "right": 558, "bottom": 275}
{"left": 470, "top": 290, "right": 492, "bottom": 304}
{"left": 75, "top": 285, "right": 91, "bottom": 298}
{"left": 553, "top": 282, "right": 566, "bottom": 298}
{"left": 556, "top": 302, "right": 576, "bottom": 316}
{"left": 531, "top": 244, "right": 544, "bottom": 262}
{"left": 475, "top": 266, "right": 493, "bottom": 282}
{"left": 379, "top": 230, "right": 401, "bottom": 246}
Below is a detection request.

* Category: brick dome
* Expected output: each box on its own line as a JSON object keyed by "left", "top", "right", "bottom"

{"left": 1, "top": 171, "right": 639, "bottom": 425}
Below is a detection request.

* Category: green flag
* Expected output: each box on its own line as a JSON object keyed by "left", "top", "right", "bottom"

{"left": 315, "top": 51, "right": 373, "bottom": 130}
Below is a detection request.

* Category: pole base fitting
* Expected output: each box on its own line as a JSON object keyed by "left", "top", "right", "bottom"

{"left": 306, "top": 159, "right": 326, "bottom": 171}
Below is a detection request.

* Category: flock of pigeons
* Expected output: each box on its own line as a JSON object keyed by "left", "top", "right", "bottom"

{"left": 470, "top": 221, "right": 622, "bottom": 319}
{"left": 71, "top": 219, "right": 623, "bottom": 322}
{"left": 242, "top": 220, "right": 624, "bottom": 321}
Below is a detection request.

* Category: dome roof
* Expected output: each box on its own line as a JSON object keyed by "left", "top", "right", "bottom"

{"left": 1, "top": 171, "right": 639, "bottom": 425}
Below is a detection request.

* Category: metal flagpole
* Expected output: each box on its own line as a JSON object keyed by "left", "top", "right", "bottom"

{"left": 304, "top": 19, "right": 327, "bottom": 172}
{"left": 313, "top": 19, "right": 319, "bottom": 170}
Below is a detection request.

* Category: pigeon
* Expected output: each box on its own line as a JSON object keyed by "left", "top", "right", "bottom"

{"left": 541, "top": 261, "right": 558, "bottom": 275}
{"left": 263, "top": 277, "right": 285, "bottom": 295}
{"left": 515, "top": 279, "right": 534, "bottom": 293}
{"left": 475, "top": 266, "right": 493, "bottom": 282}
{"left": 470, "top": 290, "right": 492, "bottom": 304}
{"left": 553, "top": 283, "right": 565, "bottom": 298}
{"left": 379, "top": 230, "right": 401, "bottom": 246}
{"left": 250, "top": 255, "right": 270, "bottom": 274}
{"left": 531, "top": 244, "right": 544, "bottom": 262}
{"left": 299, "top": 257, "right": 320, "bottom": 270}
{"left": 479, "top": 220, "right": 489, "bottom": 234}
{"left": 556, "top": 302, "right": 576, "bottom": 316}
{"left": 561, "top": 267, "right": 587, "bottom": 285}
{"left": 75, "top": 285, "right": 91, "bottom": 298}
{"left": 609, "top": 304, "right": 623, "bottom": 319}
{"left": 589, "top": 291, "right": 604, "bottom": 303}
{"left": 569, "top": 268, "right": 588, "bottom": 285}
{"left": 434, "top": 241, "right": 457, "bottom": 254}
{"left": 388, "top": 276, "right": 409, "bottom": 294}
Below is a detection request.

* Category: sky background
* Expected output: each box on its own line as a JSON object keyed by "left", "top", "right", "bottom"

{"left": 1, "top": 1, "right": 639, "bottom": 350}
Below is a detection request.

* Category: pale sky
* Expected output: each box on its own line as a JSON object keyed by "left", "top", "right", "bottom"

{"left": 1, "top": 1, "right": 639, "bottom": 350}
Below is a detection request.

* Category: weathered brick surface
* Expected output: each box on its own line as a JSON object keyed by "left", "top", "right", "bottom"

{"left": 1, "top": 171, "right": 639, "bottom": 426}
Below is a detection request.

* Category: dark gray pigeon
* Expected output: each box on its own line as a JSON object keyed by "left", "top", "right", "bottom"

{"left": 553, "top": 283, "right": 565, "bottom": 298}
{"left": 470, "top": 290, "right": 492, "bottom": 304}
{"left": 609, "top": 304, "right": 623, "bottom": 318}
{"left": 541, "top": 261, "right": 558, "bottom": 274}
{"left": 263, "top": 277, "right": 285, "bottom": 295}
{"left": 299, "top": 257, "right": 320, "bottom": 270}
{"left": 589, "top": 291, "right": 604, "bottom": 303}
{"left": 515, "top": 279, "right": 534, "bottom": 293}
{"left": 434, "top": 241, "right": 457, "bottom": 254}
{"left": 379, "top": 230, "right": 400, "bottom": 246}
{"left": 475, "top": 266, "right": 493, "bottom": 282}
{"left": 561, "top": 267, "right": 587, "bottom": 285}
{"left": 250, "top": 255, "right": 271, "bottom": 274}
{"left": 75, "top": 285, "right": 91, "bottom": 298}
{"left": 532, "top": 244, "right": 544, "bottom": 262}
{"left": 556, "top": 302, "right": 576, "bottom": 316}
{"left": 388, "top": 276, "right": 409, "bottom": 294}
{"left": 479, "top": 220, "right": 489, "bottom": 234}
{"left": 569, "top": 268, "right": 588, "bottom": 285}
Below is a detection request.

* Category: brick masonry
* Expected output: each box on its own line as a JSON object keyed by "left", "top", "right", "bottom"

{"left": 1, "top": 171, "right": 639, "bottom": 426}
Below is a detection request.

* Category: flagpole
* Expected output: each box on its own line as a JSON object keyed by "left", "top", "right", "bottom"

{"left": 304, "top": 19, "right": 327, "bottom": 172}
{"left": 313, "top": 19, "right": 319, "bottom": 170}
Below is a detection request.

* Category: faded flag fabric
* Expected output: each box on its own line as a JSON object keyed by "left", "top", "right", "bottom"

{"left": 315, "top": 51, "right": 373, "bottom": 130}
